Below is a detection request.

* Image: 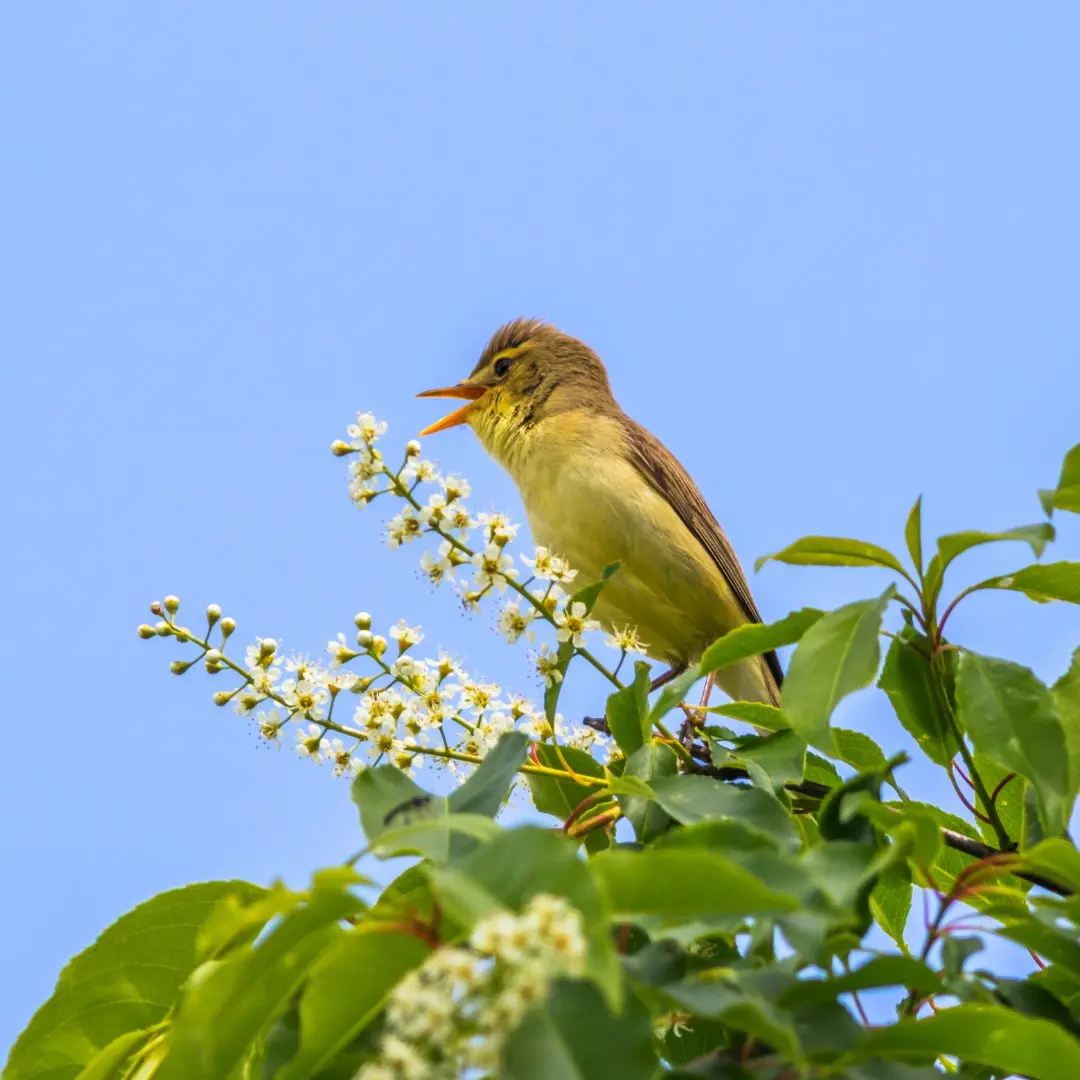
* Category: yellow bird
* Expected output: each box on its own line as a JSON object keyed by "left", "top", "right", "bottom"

{"left": 417, "top": 318, "right": 782, "bottom": 707}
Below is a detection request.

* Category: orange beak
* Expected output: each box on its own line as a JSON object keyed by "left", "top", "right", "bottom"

{"left": 416, "top": 383, "right": 488, "bottom": 436}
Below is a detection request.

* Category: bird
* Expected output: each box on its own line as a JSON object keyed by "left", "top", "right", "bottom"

{"left": 417, "top": 318, "right": 782, "bottom": 708}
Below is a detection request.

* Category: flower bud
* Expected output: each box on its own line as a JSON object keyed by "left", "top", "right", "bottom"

{"left": 155, "top": 621, "right": 172, "bottom": 636}
{"left": 150, "top": 600, "right": 164, "bottom": 616}
{"left": 354, "top": 611, "right": 372, "bottom": 630}
{"left": 205, "top": 659, "right": 224, "bottom": 674}
{"left": 259, "top": 638, "right": 277, "bottom": 659}
{"left": 350, "top": 675, "right": 376, "bottom": 694}
{"left": 220, "top": 617, "right": 236, "bottom": 638}
{"left": 406, "top": 439, "right": 421, "bottom": 457}
{"left": 206, "top": 603, "right": 222, "bottom": 626}
{"left": 331, "top": 439, "right": 352, "bottom": 457}
{"left": 164, "top": 595, "right": 180, "bottom": 615}
{"left": 212, "top": 690, "right": 232, "bottom": 706}
{"left": 170, "top": 659, "right": 193, "bottom": 675}
{"left": 174, "top": 627, "right": 191, "bottom": 643}
{"left": 370, "top": 634, "right": 388, "bottom": 660}
{"left": 205, "top": 649, "right": 223, "bottom": 664}
{"left": 138, "top": 624, "right": 156, "bottom": 639}
{"left": 356, "top": 629, "right": 374, "bottom": 649}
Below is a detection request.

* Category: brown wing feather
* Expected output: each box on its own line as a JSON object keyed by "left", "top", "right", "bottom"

{"left": 619, "top": 415, "right": 785, "bottom": 694}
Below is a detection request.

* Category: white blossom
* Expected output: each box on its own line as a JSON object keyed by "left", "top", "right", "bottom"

{"left": 471, "top": 544, "right": 517, "bottom": 590}
{"left": 521, "top": 545, "right": 578, "bottom": 586}
{"left": 496, "top": 599, "right": 536, "bottom": 644}
{"left": 554, "top": 601, "right": 601, "bottom": 648}
{"left": 603, "top": 624, "right": 649, "bottom": 656}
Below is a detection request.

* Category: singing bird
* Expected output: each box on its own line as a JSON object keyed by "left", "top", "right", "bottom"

{"left": 418, "top": 319, "right": 782, "bottom": 707}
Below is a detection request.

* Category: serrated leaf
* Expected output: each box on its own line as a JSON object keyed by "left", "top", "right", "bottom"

{"left": 711, "top": 701, "right": 790, "bottom": 730}
{"left": 699, "top": 608, "right": 824, "bottom": 676}
{"left": 878, "top": 636, "right": 959, "bottom": 766}
{"left": 782, "top": 590, "right": 893, "bottom": 752}
{"left": 955, "top": 652, "right": 1072, "bottom": 837}
{"left": 755, "top": 536, "right": 905, "bottom": 574}
{"left": 351, "top": 766, "right": 445, "bottom": 844}
{"left": 619, "top": 741, "right": 678, "bottom": 842}
{"left": 857, "top": 1003, "right": 1080, "bottom": 1080}
{"left": 779, "top": 955, "right": 940, "bottom": 1007}
{"left": 730, "top": 730, "right": 805, "bottom": 794}
{"left": 1053, "top": 648, "right": 1080, "bottom": 803}
{"left": 1041, "top": 442, "right": 1080, "bottom": 516}
{"left": 448, "top": 730, "right": 529, "bottom": 818}
{"left": 593, "top": 848, "right": 800, "bottom": 919}
{"left": 524, "top": 743, "right": 606, "bottom": 833}
{"left": 155, "top": 886, "right": 361, "bottom": 1080}
{"left": 870, "top": 860, "right": 912, "bottom": 948}
{"left": 502, "top": 980, "right": 657, "bottom": 1080}
{"left": 6, "top": 881, "right": 264, "bottom": 1080}
{"left": 983, "top": 561, "right": 1080, "bottom": 605}
{"left": 276, "top": 929, "right": 430, "bottom": 1080}
{"left": 1020, "top": 838, "right": 1080, "bottom": 894}
{"left": 936, "top": 523, "right": 1054, "bottom": 572}
{"left": 648, "top": 773, "right": 799, "bottom": 851}
{"left": 604, "top": 661, "right": 652, "bottom": 755}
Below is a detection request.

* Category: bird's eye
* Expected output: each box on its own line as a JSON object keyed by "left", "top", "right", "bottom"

{"left": 493, "top": 355, "right": 512, "bottom": 378}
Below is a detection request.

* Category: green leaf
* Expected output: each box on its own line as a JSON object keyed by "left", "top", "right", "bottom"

{"left": 878, "top": 636, "right": 959, "bottom": 766}
{"left": 592, "top": 848, "right": 800, "bottom": 919}
{"left": 648, "top": 774, "right": 800, "bottom": 852}
{"left": 972, "top": 753, "right": 1026, "bottom": 848}
{"left": 833, "top": 728, "right": 888, "bottom": 773}
{"left": 983, "top": 561, "right": 1080, "bottom": 605}
{"left": 1040, "top": 442, "right": 1080, "bottom": 516}
{"left": 805, "top": 751, "right": 842, "bottom": 789}
{"left": 955, "top": 651, "right": 1072, "bottom": 836}
{"left": 870, "top": 859, "right": 912, "bottom": 948}
{"left": 711, "top": 701, "right": 790, "bottom": 730}
{"left": 502, "top": 980, "right": 657, "bottom": 1080}
{"left": 619, "top": 741, "right": 678, "bottom": 842}
{"left": 992, "top": 910, "right": 1080, "bottom": 979}
{"left": 156, "top": 886, "right": 362, "bottom": 1080}
{"left": 782, "top": 589, "right": 894, "bottom": 752}
{"left": 936, "top": 523, "right": 1054, "bottom": 573}
{"left": 1053, "top": 648, "right": 1080, "bottom": 803}
{"left": 351, "top": 765, "right": 444, "bottom": 843}
{"left": 604, "top": 661, "right": 652, "bottom": 755}
{"left": 779, "top": 956, "right": 941, "bottom": 1007}
{"left": 367, "top": 812, "right": 503, "bottom": 861}
{"left": 276, "top": 929, "right": 430, "bottom": 1080}
{"left": 699, "top": 608, "right": 824, "bottom": 676}
{"left": 857, "top": 1003, "right": 1080, "bottom": 1080}
{"left": 71, "top": 1030, "right": 157, "bottom": 1080}
{"left": 6, "top": 881, "right": 264, "bottom": 1080}
{"left": 905, "top": 496, "right": 923, "bottom": 574}
{"left": 448, "top": 730, "right": 529, "bottom": 817}
{"left": 755, "top": 536, "right": 906, "bottom": 574}
{"left": 1019, "top": 838, "right": 1080, "bottom": 894}
{"left": 730, "top": 729, "right": 805, "bottom": 794}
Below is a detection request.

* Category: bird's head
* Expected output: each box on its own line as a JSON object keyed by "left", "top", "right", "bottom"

{"left": 417, "top": 318, "right": 614, "bottom": 461}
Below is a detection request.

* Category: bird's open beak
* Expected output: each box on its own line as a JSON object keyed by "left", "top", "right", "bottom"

{"left": 416, "top": 383, "right": 487, "bottom": 435}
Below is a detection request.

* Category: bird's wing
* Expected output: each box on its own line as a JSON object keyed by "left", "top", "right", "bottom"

{"left": 619, "top": 414, "right": 785, "bottom": 694}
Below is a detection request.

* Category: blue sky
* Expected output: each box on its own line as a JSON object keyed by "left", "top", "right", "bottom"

{"left": 2, "top": 3, "right": 1079, "bottom": 1048}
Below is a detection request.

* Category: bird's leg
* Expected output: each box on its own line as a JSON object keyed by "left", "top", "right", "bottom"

{"left": 649, "top": 664, "right": 686, "bottom": 693}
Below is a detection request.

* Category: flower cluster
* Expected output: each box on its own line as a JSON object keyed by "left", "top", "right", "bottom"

{"left": 358, "top": 894, "right": 588, "bottom": 1079}
{"left": 332, "top": 411, "right": 649, "bottom": 687}
{"left": 139, "top": 595, "right": 606, "bottom": 783}
{"left": 139, "top": 411, "right": 662, "bottom": 787}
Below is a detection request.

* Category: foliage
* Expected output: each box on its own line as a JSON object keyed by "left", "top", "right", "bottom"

{"left": 7, "top": 426, "right": 1080, "bottom": 1080}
